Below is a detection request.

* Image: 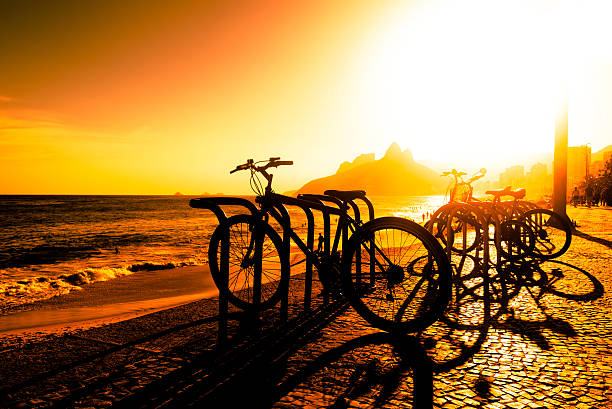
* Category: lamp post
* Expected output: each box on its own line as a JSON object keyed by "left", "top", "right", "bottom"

{"left": 553, "top": 99, "right": 568, "bottom": 220}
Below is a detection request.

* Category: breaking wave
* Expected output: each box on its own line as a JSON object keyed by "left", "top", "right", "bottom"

{"left": 0, "top": 261, "right": 201, "bottom": 312}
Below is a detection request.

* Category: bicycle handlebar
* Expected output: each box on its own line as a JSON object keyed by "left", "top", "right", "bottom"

{"left": 441, "top": 169, "right": 466, "bottom": 177}
{"left": 269, "top": 160, "right": 293, "bottom": 167}
{"left": 230, "top": 164, "right": 248, "bottom": 174}
{"left": 442, "top": 168, "right": 486, "bottom": 182}
{"left": 229, "top": 158, "right": 293, "bottom": 174}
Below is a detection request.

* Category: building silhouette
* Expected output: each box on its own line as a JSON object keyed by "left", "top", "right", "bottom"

{"left": 567, "top": 145, "right": 591, "bottom": 192}
{"left": 498, "top": 165, "right": 525, "bottom": 188}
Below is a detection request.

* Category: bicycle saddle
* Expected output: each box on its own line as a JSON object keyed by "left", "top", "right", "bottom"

{"left": 485, "top": 187, "right": 526, "bottom": 199}
{"left": 324, "top": 189, "right": 367, "bottom": 202}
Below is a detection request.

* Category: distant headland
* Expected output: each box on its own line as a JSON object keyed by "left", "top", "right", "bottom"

{"left": 296, "top": 142, "right": 445, "bottom": 196}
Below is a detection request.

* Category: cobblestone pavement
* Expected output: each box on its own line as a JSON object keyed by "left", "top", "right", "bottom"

{"left": 272, "top": 207, "right": 612, "bottom": 408}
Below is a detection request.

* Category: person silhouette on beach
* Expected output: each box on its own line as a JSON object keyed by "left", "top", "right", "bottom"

{"left": 572, "top": 186, "right": 579, "bottom": 207}
{"left": 317, "top": 233, "right": 324, "bottom": 254}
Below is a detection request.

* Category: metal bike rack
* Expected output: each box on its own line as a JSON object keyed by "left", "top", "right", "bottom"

{"left": 190, "top": 191, "right": 376, "bottom": 348}
{"left": 296, "top": 194, "right": 347, "bottom": 305}
{"left": 270, "top": 194, "right": 342, "bottom": 307}
{"left": 322, "top": 192, "right": 376, "bottom": 286}
{"left": 189, "top": 197, "right": 259, "bottom": 346}
{"left": 445, "top": 204, "right": 490, "bottom": 318}
{"left": 269, "top": 201, "right": 316, "bottom": 312}
{"left": 298, "top": 194, "right": 344, "bottom": 255}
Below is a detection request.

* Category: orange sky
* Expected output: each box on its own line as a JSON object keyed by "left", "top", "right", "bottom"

{"left": 1, "top": 0, "right": 611, "bottom": 194}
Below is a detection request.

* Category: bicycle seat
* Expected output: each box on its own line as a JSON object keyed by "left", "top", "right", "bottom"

{"left": 485, "top": 187, "right": 526, "bottom": 199}
{"left": 324, "top": 189, "right": 366, "bottom": 202}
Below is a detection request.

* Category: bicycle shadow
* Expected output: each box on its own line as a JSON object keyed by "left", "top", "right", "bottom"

{"left": 271, "top": 332, "right": 434, "bottom": 408}
{"left": 490, "top": 259, "right": 603, "bottom": 351}
{"left": 496, "top": 312, "right": 576, "bottom": 351}
{"left": 417, "top": 256, "right": 604, "bottom": 368}
{"left": 415, "top": 253, "right": 497, "bottom": 372}
{"left": 190, "top": 259, "right": 603, "bottom": 408}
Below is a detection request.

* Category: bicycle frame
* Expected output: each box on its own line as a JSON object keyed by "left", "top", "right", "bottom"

{"left": 228, "top": 187, "right": 414, "bottom": 306}
{"left": 247, "top": 191, "right": 365, "bottom": 278}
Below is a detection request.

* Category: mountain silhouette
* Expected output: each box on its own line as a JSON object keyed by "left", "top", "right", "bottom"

{"left": 297, "top": 142, "right": 445, "bottom": 196}
{"left": 593, "top": 144, "right": 612, "bottom": 163}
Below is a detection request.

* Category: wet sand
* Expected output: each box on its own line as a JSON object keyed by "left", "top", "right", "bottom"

{"left": 0, "top": 266, "right": 216, "bottom": 336}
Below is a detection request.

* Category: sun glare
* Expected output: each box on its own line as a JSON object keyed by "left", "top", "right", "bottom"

{"left": 351, "top": 0, "right": 610, "bottom": 166}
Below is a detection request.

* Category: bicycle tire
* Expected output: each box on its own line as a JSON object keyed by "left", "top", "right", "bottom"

{"left": 208, "top": 214, "right": 289, "bottom": 311}
{"left": 519, "top": 209, "right": 572, "bottom": 259}
{"left": 341, "top": 217, "right": 451, "bottom": 333}
{"left": 428, "top": 204, "right": 482, "bottom": 254}
{"left": 494, "top": 220, "right": 536, "bottom": 261}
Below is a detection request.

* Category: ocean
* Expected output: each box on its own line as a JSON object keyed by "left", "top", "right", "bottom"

{"left": 0, "top": 195, "right": 445, "bottom": 313}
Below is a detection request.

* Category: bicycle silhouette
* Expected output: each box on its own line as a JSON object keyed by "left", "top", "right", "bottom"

{"left": 192, "top": 158, "right": 452, "bottom": 334}
{"left": 423, "top": 168, "right": 573, "bottom": 332}
{"left": 429, "top": 168, "right": 572, "bottom": 262}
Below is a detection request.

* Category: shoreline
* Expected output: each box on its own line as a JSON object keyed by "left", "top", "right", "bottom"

{"left": 1, "top": 206, "right": 608, "bottom": 340}
{"left": 0, "top": 265, "right": 217, "bottom": 338}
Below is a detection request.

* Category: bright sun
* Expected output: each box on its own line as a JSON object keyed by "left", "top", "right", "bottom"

{"left": 350, "top": 0, "right": 610, "bottom": 167}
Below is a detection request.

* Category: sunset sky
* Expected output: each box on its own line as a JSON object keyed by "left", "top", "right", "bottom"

{"left": 1, "top": 0, "right": 611, "bottom": 194}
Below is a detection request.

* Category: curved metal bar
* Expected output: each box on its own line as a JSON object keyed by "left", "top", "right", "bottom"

{"left": 271, "top": 203, "right": 291, "bottom": 323}
{"left": 189, "top": 196, "right": 259, "bottom": 344}
{"left": 298, "top": 193, "right": 345, "bottom": 210}
{"left": 272, "top": 193, "right": 344, "bottom": 216}
{"left": 344, "top": 195, "right": 376, "bottom": 284}
{"left": 352, "top": 196, "right": 375, "bottom": 223}
{"left": 297, "top": 195, "right": 332, "bottom": 256}
{"left": 189, "top": 197, "right": 258, "bottom": 223}
{"left": 346, "top": 200, "right": 361, "bottom": 224}
{"left": 272, "top": 201, "right": 316, "bottom": 312}
{"left": 321, "top": 190, "right": 375, "bottom": 223}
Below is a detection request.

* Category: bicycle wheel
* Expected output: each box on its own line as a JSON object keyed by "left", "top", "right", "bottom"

{"left": 494, "top": 220, "right": 535, "bottom": 261}
{"left": 342, "top": 217, "right": 451, "bottom": 333}
{"left": 519, "top": 209, "right": 571, "bottom": 259}
{"left": 440, "top": 206, "right": 482, "bottom": 254}
{"left": 208, "top": 214, "right": 289, "bottom": 311}
{"left": 498, "top": 258, "right": 547, "bottom": 300}
{"left": 427, "top": 204, "right": 482, "bottom": 254}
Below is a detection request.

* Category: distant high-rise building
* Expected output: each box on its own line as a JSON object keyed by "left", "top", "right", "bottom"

{"left": 528, "top": 162, "right": 547, "bottom": 179}
{"left": 499, "top": 165, "right": 525, "bottom": 188}
{"left": 525, "top": 162, "right": 552, "bottom": 198}
{"left": 567, "top": 145, "right": 591, "bottom": 190}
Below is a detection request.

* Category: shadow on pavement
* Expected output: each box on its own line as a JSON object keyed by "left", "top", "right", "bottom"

{"left": 572, "top": 229, "right": 612, "bottom": 249}
{"left": 272, "top": 332, "right": 433, "bottom": 409}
